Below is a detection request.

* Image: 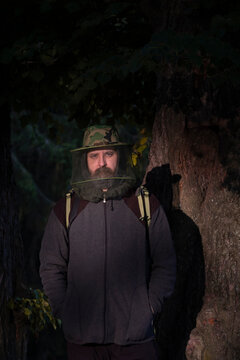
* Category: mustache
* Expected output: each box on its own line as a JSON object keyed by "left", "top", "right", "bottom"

{"left": 92, "top": 167, "right": 115, "bottom": 178}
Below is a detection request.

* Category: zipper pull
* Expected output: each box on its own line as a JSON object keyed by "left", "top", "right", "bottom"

{"left": 103, "top": 192, "right": 106, "bottom": 203}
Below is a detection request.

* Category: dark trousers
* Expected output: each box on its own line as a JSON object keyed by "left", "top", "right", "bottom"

{"left": 67, "top": 341, "right": 160, "bottom": 360}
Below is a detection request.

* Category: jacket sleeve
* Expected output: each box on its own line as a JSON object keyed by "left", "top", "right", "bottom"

{"left": 39, "top": 209, "right": 69, "bottom": 319}
{"left": 148, "top": 205, "right": 176, "bottom": 314}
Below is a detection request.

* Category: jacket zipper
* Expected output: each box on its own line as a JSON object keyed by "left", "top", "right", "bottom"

{"left": 103, "top": 192, "right": 108, "bottom": 342}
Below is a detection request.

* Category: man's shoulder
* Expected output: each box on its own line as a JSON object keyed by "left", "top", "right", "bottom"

{"left": 53, "top": 197, "right": 66, "bottom": 227}
{"left": 123, "top": 188, "right": 160, "bottom": 224}
{"left": 53, "top": 193, "right": 89, "bottom": 228}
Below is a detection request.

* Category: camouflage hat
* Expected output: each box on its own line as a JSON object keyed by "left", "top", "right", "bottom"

{"left": 71, "top": 125, "right": 128, "bottom": 152}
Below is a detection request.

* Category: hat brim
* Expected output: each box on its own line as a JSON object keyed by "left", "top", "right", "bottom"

{"left": 71, "top": 142, "right": 131, "bottom": 152}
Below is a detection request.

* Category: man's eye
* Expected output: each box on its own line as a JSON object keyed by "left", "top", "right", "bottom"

{"left": 89, "top": 154, "right": 98, "bottom": 159}
{"left": 106, "top": 152, "right": 114, "bottom": 157}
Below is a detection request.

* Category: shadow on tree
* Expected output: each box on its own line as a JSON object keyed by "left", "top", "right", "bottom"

{"left": 145, "top": 165, "right": 205, "bottom": 360}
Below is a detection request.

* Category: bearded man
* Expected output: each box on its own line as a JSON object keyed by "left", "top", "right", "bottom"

{"left": 39, "top": 125, "right": 176, "bottom": 360}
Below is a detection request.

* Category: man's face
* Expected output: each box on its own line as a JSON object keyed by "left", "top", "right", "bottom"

{"left": 87, "top": 148, "right": 118, "bottom": 178}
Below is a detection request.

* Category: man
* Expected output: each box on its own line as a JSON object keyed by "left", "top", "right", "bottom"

{"left": 39, "top": 125, "right": 176, "bottom": 360}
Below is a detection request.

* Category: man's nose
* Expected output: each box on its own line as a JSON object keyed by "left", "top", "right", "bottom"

{"left": 98, "top": 153, "right": 106, "bottom": 167}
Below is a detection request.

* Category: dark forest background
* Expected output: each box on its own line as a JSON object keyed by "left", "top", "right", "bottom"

{"left": 1, "top": 0, "right": 240, "bottom": 359}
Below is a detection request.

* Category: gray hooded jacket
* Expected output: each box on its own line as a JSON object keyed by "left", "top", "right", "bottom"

{"left": 39, "top": 191, "right": 176, "bottom": 345}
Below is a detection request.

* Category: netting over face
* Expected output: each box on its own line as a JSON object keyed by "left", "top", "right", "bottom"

{"left": 70, "top": 146, "right": 136, "bottom": 202}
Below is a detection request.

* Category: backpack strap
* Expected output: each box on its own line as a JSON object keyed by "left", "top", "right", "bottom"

{"left": 65, "top": 191, "right": 88, "bottom": 230}
{"left": 137, "top": 186, "right": 151, "bottom": 227}
{"left": 137, "top": 186, "right": 151, "bottom": 259}
{"left": 67, "top": 187, "right": 151, "bottom": 229}
{"left": 66, "top": 190, "right": 73, "bottom": 229}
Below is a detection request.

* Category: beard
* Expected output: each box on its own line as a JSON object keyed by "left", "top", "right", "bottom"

{"left": 91, "top": 167, "right": 116, "bottom": 189}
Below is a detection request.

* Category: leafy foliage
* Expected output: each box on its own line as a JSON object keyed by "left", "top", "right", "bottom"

{"left": 1, "top": 0, "right": 239, "bottom": 130}
{"left": 131, "top": 128, "right": 149, "bottom": 167}
{"left": 8, "top": 288, "right": 59, "bottom": 335}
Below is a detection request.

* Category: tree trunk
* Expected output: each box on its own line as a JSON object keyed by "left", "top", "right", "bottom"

{"left": 147, "top": 105, "right": 240, "bottom": 359}
{"left": 0, "top": 103, "right": 24, "bottom": 359}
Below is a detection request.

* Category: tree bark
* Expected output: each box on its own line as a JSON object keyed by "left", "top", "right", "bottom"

{"left": 147, "top": 105, "right": 240, "bottom": 359}
{"left": 0, "top": 103, "right": 24, "bottom": 359}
